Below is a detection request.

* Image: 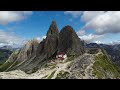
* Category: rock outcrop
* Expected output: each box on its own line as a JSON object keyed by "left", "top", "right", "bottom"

{"left": 0, "top": 39, "right": 39, "bottom": 72}
{"left": 17, "top": 39, "right": 39, "bottom": 62}
{"left": 36, "top": 39, "right": 46, "bottom": 56}
{"left": 44, "top": 20, "right": 59, "bottom": 59}
{"left": 58, "top": 26, "right": 85, "bottom": 56}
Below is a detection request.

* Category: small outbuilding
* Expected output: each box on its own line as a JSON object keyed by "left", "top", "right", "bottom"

{"left": 56, "top": 52, "right": 67, "bottom": 60}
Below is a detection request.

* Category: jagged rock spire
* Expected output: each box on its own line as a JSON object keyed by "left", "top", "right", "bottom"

{"left": 58, "top": 25, "right": 85, "bottom": 56}
{"left": 47, "top": 20, "right": 59, "bottom": 36}
{"left": 45, "top": 20, "right": 59, "bottom": 58}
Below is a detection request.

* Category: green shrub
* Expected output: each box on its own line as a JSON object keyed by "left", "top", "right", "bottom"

{"left": 47, "top": 70, "right": 56, "bottom": 79}
{"left": 31, "top": 67, "right": 39, "bottom": 73}
{"left": 55, "top": 71, "right": 70, "bottom": 79}
{"left": 0, "top": 62, "right": 13, "bottom": 72}
{"left": 42, "top": 75, "right": 48, "bottom": 79}
{"left": 87, "top": 48, "right": 99, "bottom": 54}
{"left": 93, "top": 54, "right": 120, "bottom": 79}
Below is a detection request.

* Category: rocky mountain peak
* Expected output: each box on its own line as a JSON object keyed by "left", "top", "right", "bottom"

{"left": 61, "top": 25, "right": 74, "bottom": 32}
{"left": 15, "top": 39, "right": 39, "bottom": 62}
{"left": 47, "top": 20, "right": 59, "bottom": 36}
{"left": 45, "top": 20, "right": 59, "bottom": 58}
{"left": 58, "top": 25, "right": 85, "bottom": 56}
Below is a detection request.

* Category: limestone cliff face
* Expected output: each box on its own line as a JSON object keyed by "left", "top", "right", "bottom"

{"left": 17, "top": 39, "right": 39, "bottom": 62}
{"left": 0, "top": 39, "right": 39, "bottom": 72}
{"left": 36, "top": 21, "right": 59, "bottom": 59}
{"left": 58, "top": 26, "right": 85, "bottom": 56}
{"left": 7, "top": 39, "right": 39, "bottom": 63}
{"left": 46, "top": 21, "right": 59, "bottom": 36}
{"left": 36, "top": 39, "right": 46, "bottom": 56}
{"left": 44, "top": 21, "right": 59, "bottom": 58}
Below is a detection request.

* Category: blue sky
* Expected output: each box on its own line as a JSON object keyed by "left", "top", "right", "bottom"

{"left": 0, "top": 11, "right": 84, "bottom": 41}
{"left": 0, "top": 11, "right": 120, "bottom": 47}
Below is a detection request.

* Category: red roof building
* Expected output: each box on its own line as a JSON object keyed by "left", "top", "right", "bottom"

{"left": 56, "top": 52, "right": 67, "bottom": 60}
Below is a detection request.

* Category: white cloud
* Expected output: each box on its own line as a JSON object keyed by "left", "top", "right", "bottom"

{"left": 77, "top": 30, "right": 85, "bottom": 36}
{"left": 94, "top": 40, "right": 102, "bottom": 44}
{"left": 81, "top": 11, "right": 120, "bottom": 35}
{"left": 36, "top": 37, "right": 41, "bottom": 41}
{"left": 41, "top": 36, "right": 46, "bottom": 39}
{"left": 64, "top": 11, "right": 83, "bottom": 18}
{"left": 36, "top": 36, "right": 46, "bottom": 42}
{"left": 0, "top": 11, "right": 32, "bottom": 25}
{"left": 79, "top": 34, "right": 104, "bottom": 43}
{"left": 108, "top": 40, "right": 120, "bottom": 45}
{"left": 81, "top": 11, "right": 105, "bottom": 22}
{"left": 65, "top": 11, "right": 120, "bottom": 35}
{"left": 0, "top": 29, "right": 24, "bottom": 47}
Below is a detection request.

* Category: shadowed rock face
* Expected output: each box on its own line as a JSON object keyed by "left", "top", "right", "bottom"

{"left": 58, "top": 26, "right": 85, "bottom": 56}
{"left": 37, "top": 22, "right": 85, "bottom": 58}
{"left": 36, "top": 39, "right": 46, "bottom": 56}
{"left": 37, "top": 20, "right": 59, "bottom": 59}
{"left": 46, "top": 21, "right": 59, "bottom": 36}
{"left": 44, "top": 21, "right": 59, "bottom": 58}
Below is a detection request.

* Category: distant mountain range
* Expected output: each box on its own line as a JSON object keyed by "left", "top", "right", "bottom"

{"left": 0, "top": 45, "right": 20, "bottom": 51}
{"left": 0, "top": 45, "right": 20, "bottom": 66}
{"left": 0, "top": 48, "right": 12, "bottom": 66}
{"left": 86, "top": 43, "right": 120, "bottom": 67}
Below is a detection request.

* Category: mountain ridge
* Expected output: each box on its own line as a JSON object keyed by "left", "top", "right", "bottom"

{"left": 0, "top": 48, "right": 120, "bottom": 79}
